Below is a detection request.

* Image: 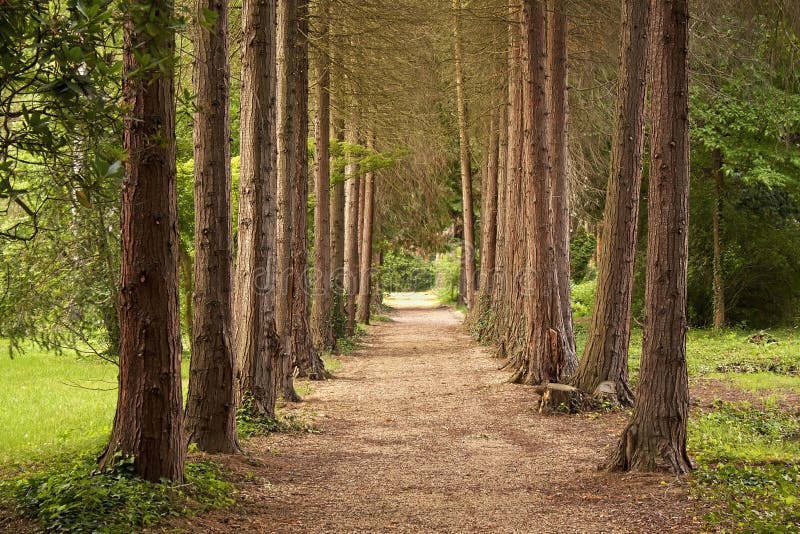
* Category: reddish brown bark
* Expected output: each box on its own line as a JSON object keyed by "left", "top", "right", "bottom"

{"left": 712, "top": 148, "right": 726, "bottom": 329}
{"left": 185, "top": 0, "right": 239, "bottom": 453}
{"left": 234, "top": 0, "right": 281, "bottom": 419}
{"left": 453, "top": 0, "right": 476, "bottom": 310}
{"left": 547, "top": 0, "right": 576, "bottom": 356}
{"left": 311, "top": 0, "right": 334, "bottom": 352}
{"left": 571, "top": 0, "right": 650, "bottom": 405}
{"left": 478, "top": 108, "right": 500, "bottom": 302}
{"left": 357, "top": 136, "right": 376, "bottom": 324}
{"left": 100, "top": 0, "right": 185, "bottom": 482}
{"left": 608, "top": 0, "right": 693, "bottom": 474}
{"left": 291, "top": 0, "right": 325, "bottom": 380}
{"left": 511, "top": 0, "right": 576, "bottom": 385}
{"left": 330, "top": 118, "right": 346, "bottom": 337}
{"left": 343, "top": 125, "right": 360, "bottom": 336}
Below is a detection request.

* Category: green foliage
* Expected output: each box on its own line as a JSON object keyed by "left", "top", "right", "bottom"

{"left": 433, "top": 248, "right": 461, "bottom": 304}
{"left": 570, "top": 279, "right": 596, "bottom": 319}
{"left": 569, "top": 228, "right": 596, "bottom": 282}
{"left": 380, "top": 249, "right": 436, "bottom": 292}
{"left": 0, "top": 453, "right": 234, "bottom": 533}
{"left": 689, "top": 401, "right": 800, "bottom": 532}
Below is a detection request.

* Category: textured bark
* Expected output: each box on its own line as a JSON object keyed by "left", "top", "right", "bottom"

{"left": 478, "top": 107, "right": 499, "bottom": 301}
{"left": 291, "top": 0, "right": 325, "bottom": 380}
{"left": 185, "top": 0, "right": 239, "bottom": 454}
{"left": 547, "top": 0, "right": 576, "bottom": 356}
{"left": 453, "top": 0, "right": 476, "bottom": 310}
{"left": 571, "top": 0, "right": 650, "bottom": 406}
{"left": 99, "top": 0, "right": 185, "bottom": 482}
{"left": 357, "top": 138, "right": 376, "bottom": 324}
{"left": 311, "top": 0, "right": 334, "bottom": 352}
{"left": 343, "top": 125, "right": 360, "bottom": 336}
{"left": 608, "top": 0, "right": 693, "bottom": 474}
{"left": 497, "top": 0, "right": 526, "bottom": 362}
{"left": 511, "top": 0, "right": 576, "bottom": 385}
{"left": 234, "top": 0, "right": 281, "bottom": 419}
{"left": 711, "top": 148, "right": 726, "bottom": 329}
{"left": 330, "top": 118, "right": 346, "bottom": 335}
{"left": 179, "top": 243, "right": 193, "bottom": 344}
{"left": 276, "top": 0, "right": 300, "bottom": 401}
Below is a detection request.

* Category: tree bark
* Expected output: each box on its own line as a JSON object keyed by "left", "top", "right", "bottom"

{"left": 478, "top": 107, "right": 499, "bottom": 302}
{"left": 311, "top": 0, "right": 334, "bottom": 352}
{"left": 276, "top": 0, "right": 300, "bottom": 401}
{"left": 343, "top": 124, "right": 360, "bottom": 336}
{"left": 607, "top": 0, "right": 693, "bottom": 474}
{"left": 99, "top": 0, "right": 185, "bottom": 482}
{"left": 711, "top": 148, "right": 726, "bottom": 329}
{"left": 357, "top": 136, "right": 376, "bottom": 324}
{"left": 570, "top": 0, "right": 650, "bottom": 406}
{"left": 511, "top": 0, "right": 576, "bottom": 385}
{"left": 185, "top": 0, "right": 239, "bottom": 454}
{"left": 234, "top": 0, "right": 281, "bottom": 419}
{"left": 547, "top": 0, "right": 576, "bottom": 356}
{"left": 179, "top": 243, "right": 193, "bottom": 345}
{"left": 330, "top": 118, "right": 346, "bottom": 340}
{"left": 453, "top": 0, "right": 476, "bottom": 310}
{"left": 291, "top": 0, "right": 325, "bottom": 380}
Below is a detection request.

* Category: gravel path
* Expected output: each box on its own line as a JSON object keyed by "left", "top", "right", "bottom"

{"left": 180, "top": 293, "right": 700, "bottom": 533}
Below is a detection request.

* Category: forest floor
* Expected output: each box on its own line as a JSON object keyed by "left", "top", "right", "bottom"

{"left": 175, "top": 293, "right": 702, "bottom": 533}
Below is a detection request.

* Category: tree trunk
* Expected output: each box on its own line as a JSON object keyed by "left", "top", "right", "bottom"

{"left": 357, "top": 137, "right": 376, "bottom": 324}
{"left": 478, "top": 107, "right": 499, "bottom": 302}
{"left": 547, "top": 0, "right": 576, "bottom": 356}
{"left": 291, "top": 0, "right": 325, "bottom": 380}
{"left": 184, "top": 0, "right": 239, "bottom": 454}
{"left": 711, "top": 148, "right": 726, "bottom": 329}
{"left": 453, "top": 0, "right": 476, "bottom": 311}
{"left": 330, "top": 118, "right": 346, "bottom": 341}
{"left": 570, "top": 0, "right": 650, "bottom": 406}
{"left": 607, "top": 0, "right": 693, "bottom": 474}
{"left": 99, "top": 0, "right": 185, "bottom": 482}
{"left": 511, "top": 0, "right": 576, "bottom": 385}
{"left": 234, "top": 0, "right": 281, "bottom": 420}
{"left": 343, "top": 125, "right": 360, "bottom": 336}
{"left": 276, "top": 0, "right": 300, "bottom": 401}
{"left": 311, "top": 0, "right": 334, "bottom": 352}
{"left": 179, "top": 243, "right": 193, "bottom": 345}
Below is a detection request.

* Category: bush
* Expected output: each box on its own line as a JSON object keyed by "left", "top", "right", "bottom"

{"left": 380, "top": 249, "right": 436, "bottom": 292}
{"left": 433, "top": 249, "right": 461, "bottom": 304}
{"left": 570, "top": 227, "right": 597, "bottom": 282}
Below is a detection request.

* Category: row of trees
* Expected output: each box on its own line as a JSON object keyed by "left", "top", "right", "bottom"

{"left": 93, "top": 0, "right": 393, "bottom": 481}
{"left": 465, "top": 0, "right": 692, "bottom": 472}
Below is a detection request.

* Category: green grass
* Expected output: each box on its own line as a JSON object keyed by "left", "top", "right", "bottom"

{"left": 689, "top": 401, "right": 800, "bottom": 532}
{"left": 706, "top": 371, "right": 800, "bottom": 394}
{"left": 0, "top": 340, "right": 190, "bottom": 465}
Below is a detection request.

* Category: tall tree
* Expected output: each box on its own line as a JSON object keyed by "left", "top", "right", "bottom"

{"left": 511, "top": 0, "right": 576, "bottom": 385}
{"left": 99, "top": 0, "right": 185, "bottom": 482}
{"left": 343, "top": 124, "right": 360, "bottom": 336}
{"left": 711, "top": 148, "right": 726, "bottom": 328}
{"left": 234, "top": 0, "right": 281, "bottom": 418}
{"left": 276, "top": 0, "right": 301, "bottom": 401}
{"left": 608, "top": 0, "right": 693, "bottom": 474}
{"left": 357, "top": 135, "right": 377, "bottom": 324}
{"left": 184, "top": 0, "right": 238, "bottom": 453}
{"left": 477, "top": 107, "right": 499, "bottom": 306}
{"left": 570, "top": 0, "right": 651, "bottom": 405}
{"left": 452, "top": 0, "right": 476, "bottom": 310}
{"left": 311, "top": 0, "right": 334, "bottom": 352}
{"left": 547, "top": 0, "right": 576, "bottom": 356}
{"left": 330, "top": 117, "right": 346, "bottom": 339}
{"left": 291, "top": 0, "right": 325, "bottom": 379}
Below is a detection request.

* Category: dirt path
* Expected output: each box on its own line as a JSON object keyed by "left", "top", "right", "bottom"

{"left": 184, "top": 293, "right": 700, "bottom": 533}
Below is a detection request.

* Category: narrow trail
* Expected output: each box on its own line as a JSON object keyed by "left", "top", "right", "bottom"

{"left": 184, "top": 293, "right": 699, "bottom": 533}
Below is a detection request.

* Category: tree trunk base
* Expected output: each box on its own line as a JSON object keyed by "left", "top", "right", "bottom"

{"left": 605, "top": 422, "right": 694, "bottom": 474}
{"left": 533, "top": 383, "right": 584, "bottom": 413}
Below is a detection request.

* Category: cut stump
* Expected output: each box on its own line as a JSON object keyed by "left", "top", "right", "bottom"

{"left": 533, "top": 383, "right": 584, "bottom": 414}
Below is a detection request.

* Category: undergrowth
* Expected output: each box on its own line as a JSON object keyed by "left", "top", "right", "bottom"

{"left": 0, "top": 452, "right": 234, "bottom": 533}
{"left": 689, "top": 400, "right": 800, "bottom": 532}
{"left": 236, "top": 395, "right": 319, "bottom": 439}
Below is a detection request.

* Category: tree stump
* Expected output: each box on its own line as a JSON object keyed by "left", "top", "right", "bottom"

{"left": 533, "top": 383, "right": 584, "bottom": 413}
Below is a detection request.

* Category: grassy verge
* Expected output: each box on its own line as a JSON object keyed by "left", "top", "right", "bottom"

{"left": 689, "top": 400, "right": 800, "bottom": 532}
